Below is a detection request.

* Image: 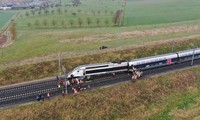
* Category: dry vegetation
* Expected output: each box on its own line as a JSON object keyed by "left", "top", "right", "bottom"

{"left": 59, "top": 24, "right": 200, "bottom": 43}
{"left": 1, "top": 35, "right": 200, "bottom": 86}
{"left": 0, "top": 66, "right": 200, "bottom": 120}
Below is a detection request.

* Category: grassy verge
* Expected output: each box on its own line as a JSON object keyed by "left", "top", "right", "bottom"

{"left": 0, "top": 65, "right": 200, "bottom": 120}
{"left": 1, "top": 23, "right": 200, "bottom": 64}
{"left": 1, "top": 35, "right": 200, "bottom": 86}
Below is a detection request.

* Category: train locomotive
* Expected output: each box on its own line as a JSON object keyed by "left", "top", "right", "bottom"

{"left": 67, "top": 48, "right": 200, "bottom": 80}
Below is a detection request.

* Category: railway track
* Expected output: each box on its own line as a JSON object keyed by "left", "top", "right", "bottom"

{"left": 0, "top": 60, "right": 200, "bottom": 108}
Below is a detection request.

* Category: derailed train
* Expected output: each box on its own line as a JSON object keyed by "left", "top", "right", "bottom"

{"left": 67, "top": 48, "right": 200, "bottom": 79}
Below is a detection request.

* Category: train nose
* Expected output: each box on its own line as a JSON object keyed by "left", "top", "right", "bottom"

{"left": 67, "top": 73, "right": 74, "bottom": 78}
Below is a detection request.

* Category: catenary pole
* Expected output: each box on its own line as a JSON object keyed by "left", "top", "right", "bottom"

{"left": 191, "top": 48, "right": 195, "bottom": 66}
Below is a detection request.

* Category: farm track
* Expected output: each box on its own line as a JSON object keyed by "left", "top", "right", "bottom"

{"left": 0, "top": 60, "right": 200, "bottom": 109}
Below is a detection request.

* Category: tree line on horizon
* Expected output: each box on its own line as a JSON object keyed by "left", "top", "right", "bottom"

{"left": 23, "top": 8, "right": 123, "bottom": 28}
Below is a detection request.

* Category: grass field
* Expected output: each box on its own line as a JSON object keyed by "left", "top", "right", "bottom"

{"left": 0, "top": 11, "right": 15, "bottom": 30}
{"left": 125, "top": 0, "right": 200, "bottom": 25}
{"left": 2, "top": 0, "right": 200, "bottom": 64}
{"left": 15, "top": 0, "right": 120, "bottom": 29}
{"left": 1, "top": 22, "right": 200, "bottom": 64}
{"left": 15, "top": 0, "right": 200, "bottom": 29}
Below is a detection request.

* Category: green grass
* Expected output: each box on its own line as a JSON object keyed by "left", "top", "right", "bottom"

{"left": 16, "top": 0, "right": 120, "bottom": 29}
{"left": 1, "top": 23, "right": 200, "bottom": 64}
{"left": 125, "top": 0, "right": 200, "bottom": 26}
{"left": 0, "top": 11, "right": 15, "bottom": 30}
{"left": 2, "top": 0, "right": 200, "bottom": 64}
{"left": 15, "top": 0, "right": 200, "bottom": 29}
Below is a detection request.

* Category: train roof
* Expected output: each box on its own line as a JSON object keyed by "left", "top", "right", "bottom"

{"left": 130, "top": 48, "right": 200, "bottom": 65}
{"left": 176, "top": 48, "right": 200, "bottom": 57}
{"left": 130, "top": 52, "right": 177, "bottom": 64}
{"left": 72, "top": 61, "right": 128, "bottom": 71}
{"left": 72, "top": 62, "right": 111, "bottom": 71}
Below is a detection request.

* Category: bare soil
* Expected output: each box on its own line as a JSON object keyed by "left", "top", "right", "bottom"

{"left": 60, "top": 24, "right": 200, "bottom": 43}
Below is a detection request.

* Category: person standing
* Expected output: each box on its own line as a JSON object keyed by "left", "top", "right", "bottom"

{"left": 58, "top": 84, "right": 61, "bottom": 89}
{"left": 47, "top": 92, "right": 50, "bottom": 99}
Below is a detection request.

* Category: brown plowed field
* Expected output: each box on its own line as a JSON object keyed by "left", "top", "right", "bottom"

{"left": 0, "top": 33, "right": 7, "bottom": 47}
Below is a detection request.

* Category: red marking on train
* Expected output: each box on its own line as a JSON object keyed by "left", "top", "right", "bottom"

{"left": 167, "top": 59, "right": 171, "bottom": 65}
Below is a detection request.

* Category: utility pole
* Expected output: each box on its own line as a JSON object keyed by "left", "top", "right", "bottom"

{"left": 62, "top": 66, "right": 68, "bottom": 94}
{"left": 58, "top": 53, "right": 61, "bottom": 75}
{"left": 191, "top": 48, "right": 195, "bottom": 66}
{"left": 171, "top": 40, "right": 175, "bottom": 52}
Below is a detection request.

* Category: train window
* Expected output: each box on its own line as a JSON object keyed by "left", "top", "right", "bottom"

{"left": 146, "top": 65, "right": 150, "bottom": 67}
{"left": 77, "top": 71, "right": 79, "bottom": 72}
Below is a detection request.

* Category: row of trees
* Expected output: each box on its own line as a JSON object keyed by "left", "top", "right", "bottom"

{"left": 26, "top": 9, "right": 123, "bottom": 28}
{"left": 24, "top": 9, "right": 114, "bottom": 17}
{"left": 26, "top": 18, "right": 112, "bottom": 28}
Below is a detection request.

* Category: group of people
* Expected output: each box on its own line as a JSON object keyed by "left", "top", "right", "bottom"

{"left": 36, "top": 76, "right": 87, "bottom": 101}
{"left": 56, "top": 76, "right": 89, "bottom": 95}
{"left": 130, "top": 66, "right": 143, "bottom": 81}
{"left": 36, "top": 68, "right": 142, "bottom": 101}
{"left": 36, "top": 92, "right": 50, "bottom": 101}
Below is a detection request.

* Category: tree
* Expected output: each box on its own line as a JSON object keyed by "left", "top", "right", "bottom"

{"left": 38, "top": 10, "right": 42, "bottom": 15}
{"left": 104, "top": 19, "right": 109, "bottom": 26}
{"left": 43, "top": 19, "right": 48, "bottom": 27}
{"left": 91, "top": 10, "right": 95, "bottom": 16}
{"left": 61, "top": 20, "right": 65, "bottom": 27}
{"left": 31, "top": 10, "right": 35, "bottom": 16}
{"left": 10, "top": 23, "right": 16, "bottom": 40}
{"left": 113, "top": 10, "right": 123, "bottom": 26}
{"left": 78, "top": 18, "right": 83, "bottom": 27}
{"left": 57, "top": 8, "right": 62, "bottom": 14}
{"left": 104, "top": 10, "right": 108, "bottom": 14}
{"left": 27, "top": 22, "right": 31, "bottom": 27}
{"left": 71, "top": 12, "right": 76, "bottom": 16}
{"left": 77, "top": 9, "right": 81, "bottom": 14}
{"left": 52, "top": 20, "right": 56, "bottom": 27}
{"left": 25, "top": 11, "right": 30, "bottom": 17}
{"left": 97, "top": 10, "right": 101, "bottom": 15}
{"left": 50, "top": 4, "right": 54, "bottom": 8}
{"left": 72, "top": 0, "right": 81, "bottom": 6}
{"left": 69, "top": 19, "right": 74, "bottom": 27}
{"left": 44, "top": 9, "right": 49, "bottom": 15}
{"left": 96, "top": 18, "right": 100, "bottom": 26}
{"left": 110, "top": 11, "right": 114, "bottom": 15}
{"left": 64, "top": 9, "right": 67, "bottom": 14}
{"left": 86, "top": 17, "right": 91, "bottom": 26}
{"left": 51, "top": 9, "right": 55, "bottom": 14}
{"left": 35, "top": 20, "right": 40, "bottom": 26}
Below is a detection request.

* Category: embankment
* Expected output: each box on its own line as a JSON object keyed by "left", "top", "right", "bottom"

{"left": 0, "top": 65, "right": 200, "bottom": 120}
{"left": 0, "top": 36, "right": 200, "bottom": 86}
